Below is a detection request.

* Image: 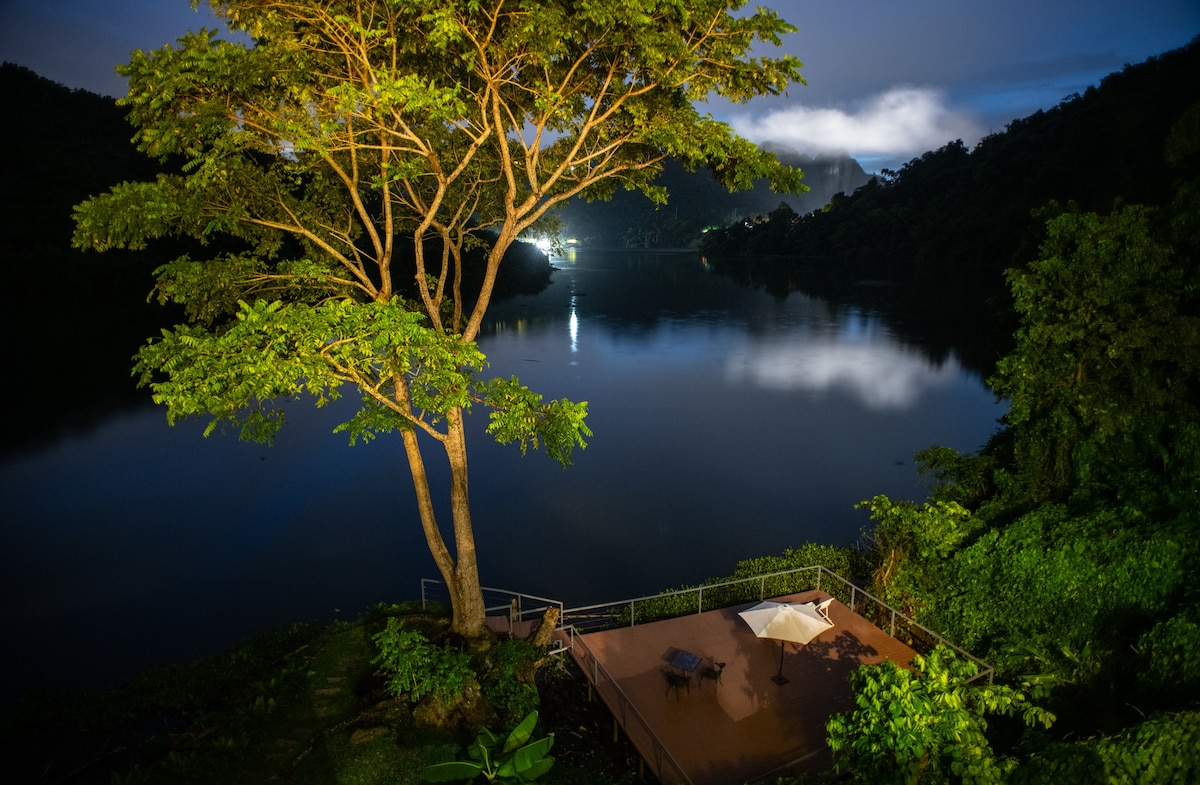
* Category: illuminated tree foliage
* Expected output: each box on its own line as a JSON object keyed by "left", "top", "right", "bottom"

{"left": 827, "top": 646, "right": 1054, "bottom": 785}
{"left": 854, "top": 494, "right": 976, "bottom": 616}
{"left": 72, "top": 0, "right": 804, "bottom": 638}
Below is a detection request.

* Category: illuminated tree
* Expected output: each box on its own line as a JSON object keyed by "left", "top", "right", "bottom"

{"left": 73, "top": 0, "right": 805, "bottom": 638}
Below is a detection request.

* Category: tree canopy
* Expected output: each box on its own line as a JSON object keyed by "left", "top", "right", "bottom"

{"left": 72, "top": 0, "right": 806, "bottom": 637}
{"left": 992, "top": 199, "right": 1200, "bottom": 513}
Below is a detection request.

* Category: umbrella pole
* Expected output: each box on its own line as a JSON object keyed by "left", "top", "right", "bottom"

{"left": 772, "top": 641, "right": 789, "bottom": 685}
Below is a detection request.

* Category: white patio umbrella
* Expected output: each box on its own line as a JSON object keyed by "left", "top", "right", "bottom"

{"left": 738, "top": 600, "right": 835, "bottom": 685}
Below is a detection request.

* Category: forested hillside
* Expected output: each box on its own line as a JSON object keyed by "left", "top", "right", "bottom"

{"left": 0, "top": 64, "right": 554, "bottom": 453}
{"left": 701, "top": 38, "right": 1200, "bottom": 293}
{"left": 0, "top": 63, "right": 168, "bottom": 450}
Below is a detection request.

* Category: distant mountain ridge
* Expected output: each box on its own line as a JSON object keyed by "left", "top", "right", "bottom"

{"left": 553, "top": 149, "right": 870, "bottom": 249}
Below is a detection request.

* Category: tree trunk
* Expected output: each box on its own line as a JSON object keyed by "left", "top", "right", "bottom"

{"left": 398, "top": 408, "right": 489, "bottom": 641}
{"left": 444, "top": 406, "right": 489, "bottom": 639}
{"left": 400, "top": 226, "right": 522, "bottom": 641}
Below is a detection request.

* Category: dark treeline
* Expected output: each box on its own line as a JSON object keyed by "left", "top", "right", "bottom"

{"left": 554, "top": 150, "right": 871, "bottom": 250}
{"left": 700, "top": 38, "right": 1200, "bottom": 294}
{"left": 0, "top": 63, "right": 169, "bottom": 453}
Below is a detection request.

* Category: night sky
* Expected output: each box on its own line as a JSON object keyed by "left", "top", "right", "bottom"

{"left": 2, "top": 0, "right": 1197, "bottom": 170}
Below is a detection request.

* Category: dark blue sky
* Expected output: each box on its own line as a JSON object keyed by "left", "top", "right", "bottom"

{"left": 2, "top": 0, "right": 1197, "bottom": 170}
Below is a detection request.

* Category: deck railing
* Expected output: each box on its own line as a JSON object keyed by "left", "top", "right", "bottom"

{"left": 559, "top": 565, "right": 994, "bottom": 684}
{"left": 419, "top": 565, "right": 993, "bottom": 683}
{"left": 420, "top": 578, "right": 565, "bottom": 650}
{"left": 420, "top": 567, "right": 991, "bottom": 785}
{"left": 566, "top": 626, "right": 692, "bottom": 785}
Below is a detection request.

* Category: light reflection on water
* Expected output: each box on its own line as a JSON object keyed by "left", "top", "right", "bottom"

{"left": 0, "top": 250, "right": 1005, "bottom": 699}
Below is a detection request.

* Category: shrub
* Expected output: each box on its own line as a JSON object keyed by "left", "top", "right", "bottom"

{"left": 1011, "top": 710, "right": 1200, "bottom": 785}
{"left": 480, "top": 640, "right": 540, "bottom": 725}
{"left": 372, "top": 618, "right": 473, "bottom": 706}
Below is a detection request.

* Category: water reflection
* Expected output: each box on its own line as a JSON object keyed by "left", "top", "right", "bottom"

{"left": 0, "top": 250, "right": 1005, "bottom": 701}
{"left": 569, "top": 295, "right": 579, "bottom": 354}
{"left": 471, "top": 251, "right": 1004, "bottom": 607}
{"left": 724, "top": 329, "right": 964, "bottom": 410}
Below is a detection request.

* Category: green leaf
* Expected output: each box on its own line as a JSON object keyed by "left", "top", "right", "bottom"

{"left": 420, "top": 760, "right": 484, "bottom": 782}
{"left": 512, "top": 735, "right": 554, "bottom": 772}
{"left": 502, "top": 710, "right": 540, "bottom": 753}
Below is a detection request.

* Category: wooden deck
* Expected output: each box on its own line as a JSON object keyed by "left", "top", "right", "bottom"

{"left": 560, "top": 590, "right": 918, "bottom": 785}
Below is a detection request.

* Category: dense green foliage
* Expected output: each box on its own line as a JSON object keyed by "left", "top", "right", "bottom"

{"left": 839, "top": 76, "right": 1200, "bottom": 779}
{"left": 478, "top": 640, "right": 541, "bottom": 726}
{"left": 728, "top": 542, "right": 863, "bottom": 581}
{"left": 1010, "top": 709, "right": 1200, "bottom": 785}
{"left": 372, "top": 613, "right": 542, "bottom": 723}
{"left": 827, "top": 646, "right": 1054, "bottom": 785}
{"left": 372, "top": 618, "right": 475, "bottom": 706}
{"left": 992, "top": 198, "right": 1200, "bottom": 514}
{"left": 933, "top": 506, "right": 1193, "bottom": 691}
{"left": 854, "top": 495, "right": 977, "bottom": 615}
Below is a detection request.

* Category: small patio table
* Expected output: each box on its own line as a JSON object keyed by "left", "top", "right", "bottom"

{"left": 669, "top": 649, "right": 701, "bottom": 673}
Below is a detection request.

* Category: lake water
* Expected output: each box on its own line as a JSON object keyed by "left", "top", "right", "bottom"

{"left": 0, "top": 249, "right": 1005, "bottom": 700}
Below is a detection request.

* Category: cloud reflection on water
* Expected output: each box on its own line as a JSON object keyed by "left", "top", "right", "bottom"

{"left": 725, "top": 334, "right": 963, "bottom": 411}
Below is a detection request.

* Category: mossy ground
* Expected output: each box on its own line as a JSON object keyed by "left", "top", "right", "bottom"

{"left": 5, "top": 606, "right": 640, "bottom": 785}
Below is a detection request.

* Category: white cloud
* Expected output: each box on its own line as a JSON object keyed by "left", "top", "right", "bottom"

{"left": 731, "top": 87, "right": 985, "bottom": 168}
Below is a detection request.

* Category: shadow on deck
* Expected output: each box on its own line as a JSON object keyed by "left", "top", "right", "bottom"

{"left": 557, "top": 590, "right": 917, "bottom": 785}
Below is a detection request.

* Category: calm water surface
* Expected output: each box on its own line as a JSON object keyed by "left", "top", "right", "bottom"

{"left": 0, "top": 250, "right": 1005, "bottom": 698}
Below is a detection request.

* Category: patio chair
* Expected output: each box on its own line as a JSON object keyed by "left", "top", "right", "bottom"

{"left": 699, "top": 658, "right": 725, "bottom": 688}
{"left": 664, "top": 668, "right": 691, "bottom": 700}
{"left": 815, "top": 597, "right": 834, "bottom": 620}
